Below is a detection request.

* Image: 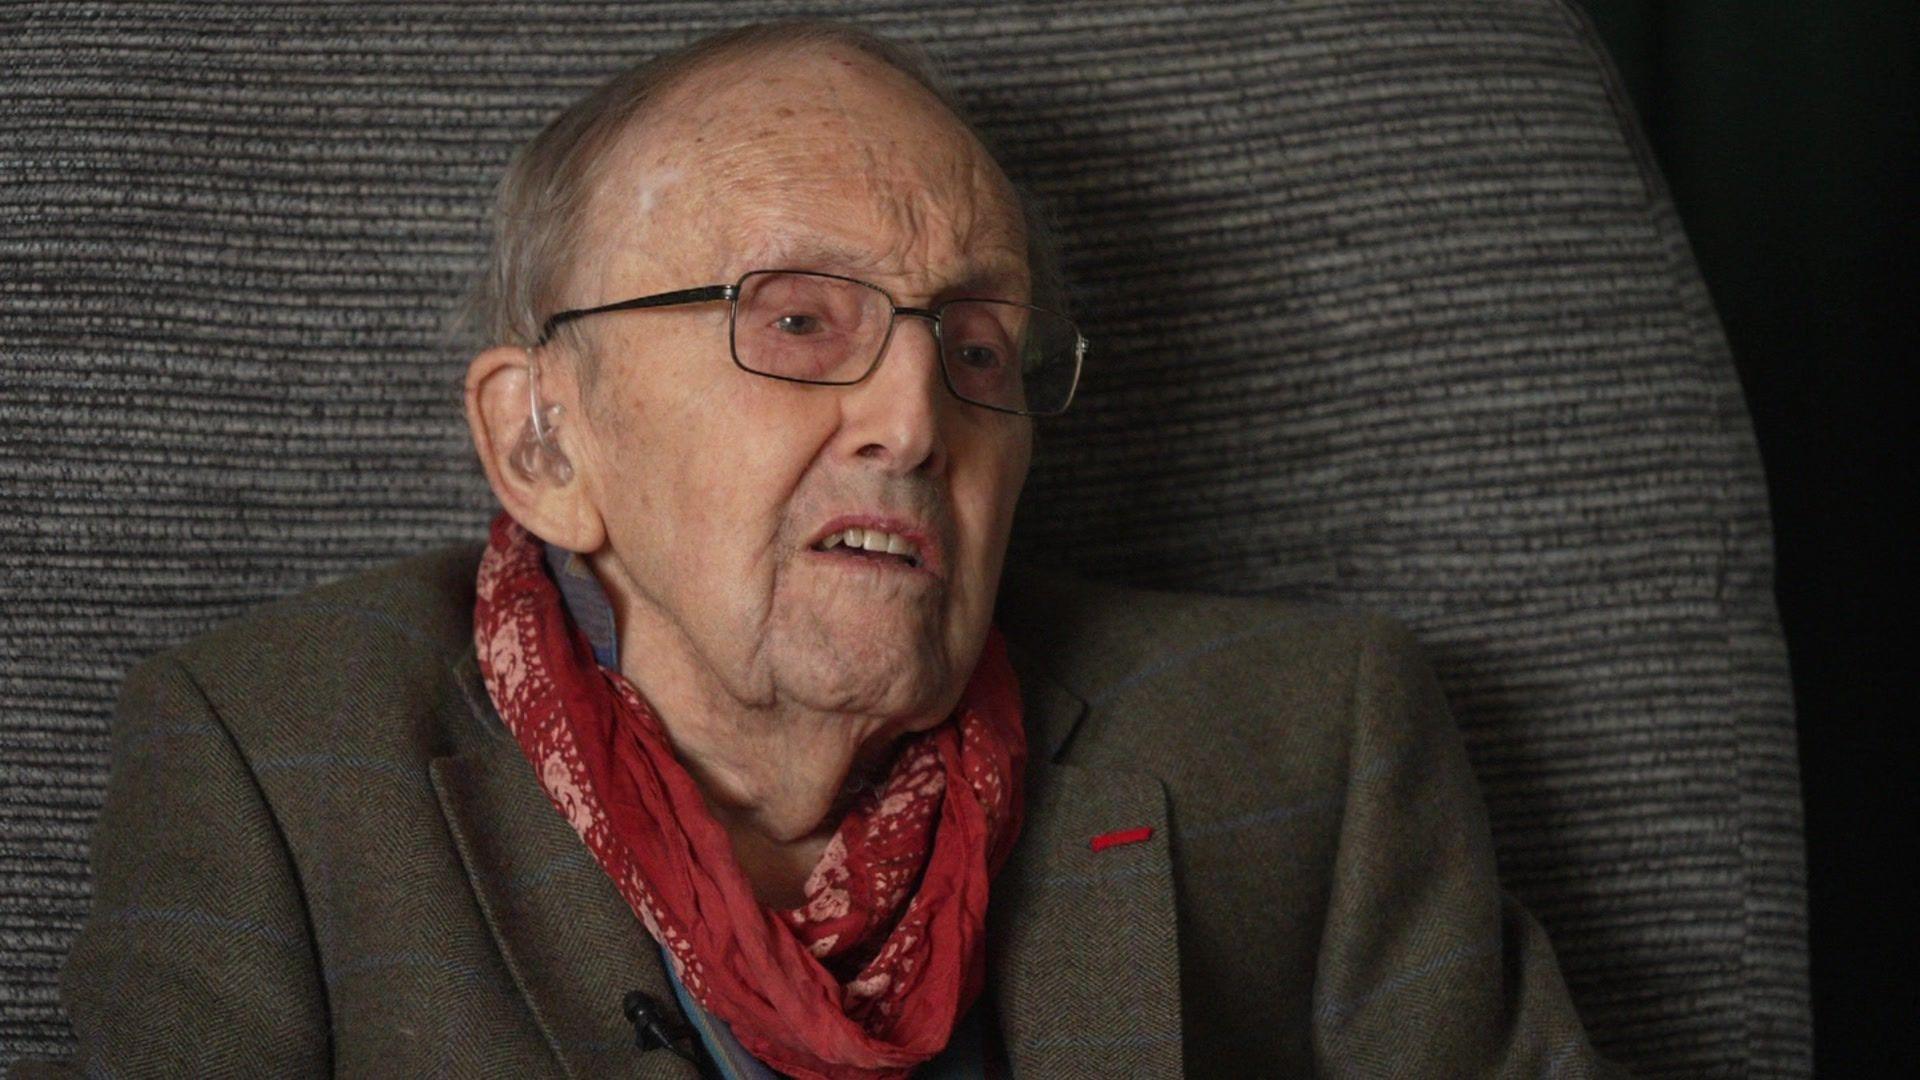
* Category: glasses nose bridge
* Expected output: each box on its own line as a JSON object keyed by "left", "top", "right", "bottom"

{"left": 871, "top": 302, "right": 945, "bottom": 368}
{"left": 888, "top": 303, "right": 943, "bottom": 344}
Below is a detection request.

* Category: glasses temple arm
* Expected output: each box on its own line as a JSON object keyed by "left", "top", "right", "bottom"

{"left": 532, "top": 284, "right": 737, "bottom": 347}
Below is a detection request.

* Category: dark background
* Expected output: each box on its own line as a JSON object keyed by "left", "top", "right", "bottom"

{"left": 1573, "top": 2, "right": 1916, "bottom": 1072}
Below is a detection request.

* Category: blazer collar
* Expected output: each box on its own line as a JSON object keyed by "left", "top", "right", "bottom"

{"left": 429, "top": 649, "right": 695, "bottom": 1078}
{"left": 993, "top": 636, "right": 1188, "bottom": 1077}
{"left": 431, "top": 627, "right": 1184, "bottom": 1079}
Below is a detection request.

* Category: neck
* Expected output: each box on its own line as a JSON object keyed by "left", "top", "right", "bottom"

{"left": 600, "top": 606, "right": 926, "bottom": 905}
{"left": 642, "top": 683, "right": 913, "bottom": 908}
{"left": 581, "top": 550, "right": 952, "bottom": 906}
{"left": 665, "top": 704, "right": 905, "bottom": 845}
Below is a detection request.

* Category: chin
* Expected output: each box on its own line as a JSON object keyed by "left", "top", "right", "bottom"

{"left": 794, "top": 636, "right": 955, "bottom": 717}
{"left": 770, "top": 587, "right": 971, "bottom": 707}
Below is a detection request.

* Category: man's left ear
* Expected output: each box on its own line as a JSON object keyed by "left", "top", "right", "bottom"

{"left": 463, "top": 344, "right": 607, "bottom": 553}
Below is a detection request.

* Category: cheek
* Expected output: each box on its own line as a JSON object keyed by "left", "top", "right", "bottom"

{"left": 986, "top": 425, "right": 1033, "bottom": 514}
{"left": 1003, "top": 428, "right": 1034, "bottom": 509}
{"left": 959, "top": 429, "right": 1032, "bottom": 563}
{"left": 665, "top": 389, "right": 831, "bottom": 560}
{"left": 572, "top": 377, "right": 698, "bottom": 565}
{"left": 572, "top": 325, "right": 831, "bottom": 586}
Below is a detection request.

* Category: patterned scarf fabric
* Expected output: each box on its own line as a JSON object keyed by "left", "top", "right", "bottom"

{"left": 473, "top": 512, "right": 1028, "bottom": 1079}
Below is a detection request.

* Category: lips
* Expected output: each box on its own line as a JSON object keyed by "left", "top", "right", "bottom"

{"left": 817, "top": 527, "right": 922, "bottom": 566}
{"left": 806, "top": 514, "right": 943, "bottom": 580}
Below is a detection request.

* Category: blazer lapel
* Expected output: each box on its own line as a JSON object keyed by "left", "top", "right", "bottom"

{"left": 429, "top": 651, "right": 698, "bottom": 1080}
{"left": 429, "top": 634, "right": 1186, "bottom": 1078}
{"left": 991, "top": 640, "right": 1188, "bottom": 1077}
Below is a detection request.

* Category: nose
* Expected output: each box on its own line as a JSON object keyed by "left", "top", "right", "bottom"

{"left": 839, "top": 312, "right": 950, "bottom": 475}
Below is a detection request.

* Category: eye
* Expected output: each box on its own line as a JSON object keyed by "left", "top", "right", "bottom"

{"left": 955, "top": 343, "right": 1008, "bottom": 371}
{"left": 774, "top": 313, "right": 824, "bottom": 335}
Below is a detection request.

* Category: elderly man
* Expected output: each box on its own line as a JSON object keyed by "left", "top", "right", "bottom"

{"left": 18, "top": 18, "right": 1627, "bottom": 1080}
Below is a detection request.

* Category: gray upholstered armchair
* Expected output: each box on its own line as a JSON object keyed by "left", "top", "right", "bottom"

{"left": 0, "top": 2, "right": 1808, "bottom": 1075}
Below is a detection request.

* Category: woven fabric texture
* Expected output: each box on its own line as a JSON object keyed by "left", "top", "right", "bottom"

{"left": 0, "top": 1, "right": 1807, "bottom": 1076}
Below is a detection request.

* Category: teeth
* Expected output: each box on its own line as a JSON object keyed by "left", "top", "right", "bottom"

{"left": 817, "top": 527, "right": 921, "bottom": 563}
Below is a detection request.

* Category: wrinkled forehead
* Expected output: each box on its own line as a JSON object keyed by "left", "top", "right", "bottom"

{"left": 590, "top": 46, "right": 1030, "bottom": 302}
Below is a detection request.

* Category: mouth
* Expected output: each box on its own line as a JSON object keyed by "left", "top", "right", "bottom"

{"left": 806, "top": 516, "right": 943, "bottom": 581}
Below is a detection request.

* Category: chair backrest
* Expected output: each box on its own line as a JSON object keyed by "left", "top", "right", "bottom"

{"left": 0, "top": 2, "right": 1808, "bottom": 1074}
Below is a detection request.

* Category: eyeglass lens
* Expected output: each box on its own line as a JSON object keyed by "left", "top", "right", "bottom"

{"left": 731, "top": 271, "right": 1079, "bottom": 415}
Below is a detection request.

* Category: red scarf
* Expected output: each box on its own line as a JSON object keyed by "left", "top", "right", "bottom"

{"left": 473, "top": 512, "right": 1027, "bottom": 1079}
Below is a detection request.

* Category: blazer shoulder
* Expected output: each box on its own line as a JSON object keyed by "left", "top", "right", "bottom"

{"left": 129, "top": 540, "right": 488, "bottom": 758}
{"left": 166, "top": 540, "right": 485, "bottom": 671}
{"left": 996, "top": 558, "right": 1441, "bottom": 782}
{"left": 996, "top": 555, "right": 1419, "bottom": 695}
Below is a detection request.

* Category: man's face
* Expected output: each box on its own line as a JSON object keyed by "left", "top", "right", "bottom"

{"left": 562, "top": 48, "right": 1034, "bottom": 729}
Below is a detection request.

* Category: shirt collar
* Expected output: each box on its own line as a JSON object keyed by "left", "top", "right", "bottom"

{"left": 541, "top": 540, "right": 620, "bottom": 671}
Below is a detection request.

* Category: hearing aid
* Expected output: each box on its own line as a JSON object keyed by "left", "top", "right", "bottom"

{"left": 508, "top": 347, "right": 574, "bottom": 484}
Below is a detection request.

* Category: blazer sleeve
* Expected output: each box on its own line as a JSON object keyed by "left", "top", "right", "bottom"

{"left": 10, "top": 654, "right": 330, "bottom": 1079}
{"left": 1308, "top": 616, "right": 1632, "bottom": 1079}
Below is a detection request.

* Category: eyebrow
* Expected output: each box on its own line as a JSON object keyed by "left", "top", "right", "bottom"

{"left": 738, "top": 235, "right": 1029, "bottom": 303}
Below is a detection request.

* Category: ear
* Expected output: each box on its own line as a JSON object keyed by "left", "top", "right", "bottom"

{"left": 464, "top": 345, "right": 607, "bottom": 553}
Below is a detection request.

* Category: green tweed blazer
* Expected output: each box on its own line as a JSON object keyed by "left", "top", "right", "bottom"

{"left": 13, "top": 542, "right": 1625, "bottom": 1078}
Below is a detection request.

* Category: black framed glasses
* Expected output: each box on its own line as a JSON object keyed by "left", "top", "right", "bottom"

{"left": 533, "top": 268, "right": 1086, "bottom": 417}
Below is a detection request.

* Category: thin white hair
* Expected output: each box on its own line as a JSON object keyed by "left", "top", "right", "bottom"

{"left": 448, "top": 17, "right": 1067, "bottom": 397}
